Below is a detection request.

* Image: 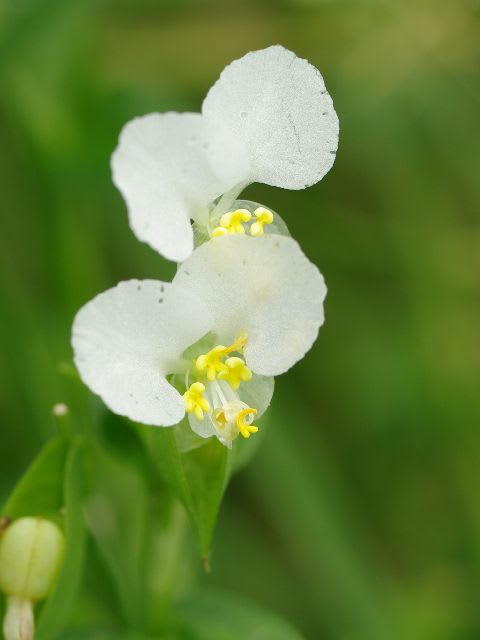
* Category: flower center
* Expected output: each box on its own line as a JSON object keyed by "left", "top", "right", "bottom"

{"left": 182, "top": 333, "right": 259, "bottom": 445}
{"left": 211, "top": 206, "right": 273, "bottom": 238}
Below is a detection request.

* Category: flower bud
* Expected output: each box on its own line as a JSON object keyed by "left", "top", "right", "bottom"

{"left": 0, "top": 517, "right": 65, "bottom": 640}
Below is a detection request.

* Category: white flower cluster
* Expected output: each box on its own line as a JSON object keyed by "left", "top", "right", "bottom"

{"left": 72, "top": 45, "right": 339, "bottom": 448}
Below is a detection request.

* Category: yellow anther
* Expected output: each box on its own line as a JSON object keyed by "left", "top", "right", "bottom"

{"left": 236, "top": 408, "right": 258, "bottom": 438}
{"left": 250, "top": 207, "right": 274, "bottom": 237}
{"left": 183, "top": 382, "right": 211, "bottom": 421}
{"left": 194, "top": 333, "right": 248, "bottom": 382}
{"left": 218, "top": 357, "right": 252, "bottom": 390}
{"left": 212, "top": 209, "right": 251, "bottom": 237}
{"left": 212, "top": 226, "right": 228, "bottom": 238}
{"left": 195, "top": 346, "right": 228, "bottom": 381}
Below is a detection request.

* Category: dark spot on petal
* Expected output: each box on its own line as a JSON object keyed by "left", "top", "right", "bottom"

{"left": 184, "top": 270, "right": 190, "bottom": 276}
{"left": 322, "top": 112, "right": 328, "bottom": 115}
{"left": 321, "top": 90, "right": 327, "bottom": 94}
{"left": 241, "top": 111, "right": 248, "bottom": 118}
{"left": 137, "top": 285, "right": 141, "bottom": 291}
{"left": 160, "top": 284, "right": 165, "bottom": 292}
{"left": 329, "top": 150, "right": 337, "bottom": 155}
{"left": 158, "top": 298, "right": 163, "bottom": 304}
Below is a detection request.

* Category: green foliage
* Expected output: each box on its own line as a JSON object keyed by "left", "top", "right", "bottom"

{"left": 139, "top": 425, "right": 230, "bottom": 561}
{"left": 37, "top": 438, "right": 87, "bottom": 639}
{"left": 1, "top": 435, "right": 87, "bottom": 639}
{"left": 1, "top": 0, "right": 479, "bottom": 638}
{"left": 2, "top": 437, "right": 67, "bottom": 520}
{"left": 83, "top": 439, "right": 151, "bottom": 628}
{"left": 176, "top": 590, "right": 305, "bottom": 640}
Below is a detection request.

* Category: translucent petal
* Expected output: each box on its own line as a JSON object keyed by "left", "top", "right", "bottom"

{"left": 111, "top": 112, "right": 246, "bottom": 262}
{"left": 193, "top": 199, "right": 290, "bottom": 251}
{"left": 213, "top": 199, "right": 290, "bottom": 238}
{"left": 72, "top": 280, "right": 214, "bottom": 426}
{"left": 238, "top": 374, "right": 274, "bottom": 420}
{"left": 187, "top": 412, "right": 217, "bottom": 440}
{"left": 174, "top": 235, "right": 327, "bottom": 376}
{"left": 186, "top": 373, "right": 273, "bottom": 442}
{"left": 202, "top": 45, "right": 339, "bottom": 190}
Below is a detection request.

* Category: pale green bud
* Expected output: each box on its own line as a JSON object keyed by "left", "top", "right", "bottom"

{"left": 0, "top": 517, "right": 65, "bottom": 640}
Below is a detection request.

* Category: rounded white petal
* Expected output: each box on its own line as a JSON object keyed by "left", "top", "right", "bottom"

{"left": 202, "top": 45, "right": 339, "bottom": 190}
{"left": 174, "top": 235, "right": 327, "bottom": 376}
{"left": 111, "top": 113, "right": 246, "bottom": 262}
{"left": 72, "top": 280, "right": 214, "bottom": 426}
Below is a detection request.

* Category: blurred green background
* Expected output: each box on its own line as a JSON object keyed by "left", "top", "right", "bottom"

{"left": 1, "top": 0, "right": 479, "bottom": 638}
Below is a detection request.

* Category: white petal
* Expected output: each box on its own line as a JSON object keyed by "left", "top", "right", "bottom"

{"left": 238, "top": 374, "right": 274, "bottom": 420}
{"left": 72, "top": 280, "right": 214, "bottom": 426}
{"left": 111, "top": 113, "right": 246, "bottom": 262}
{"left": 202, "top": 45, "right": 339, "bottom": 190}
{"left": 187, "top": 413, "right": 216, "bottom": 440}
{"left": 174, "top": 235, "right": 327, "bottom": 376}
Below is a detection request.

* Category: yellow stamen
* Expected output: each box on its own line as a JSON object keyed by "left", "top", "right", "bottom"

{"left": 195, "top": 346, "right": 228, "bottom": 381}
{"left": 212, "top": 209, "right": 251, "bottom": 237}
{"left": 224, "top": 332, "right": 248, "bottom": 354}
{"left": 218, "top": 356, "right": 252, "bottom": 390}
{"left": 194, "top": 333, "right": 248, "bottom": 381}
{"left": 212, "top": 226, "right": 228, "bottom": 238}
{"left": 250, "top": 207, "right": 273, "bottom": 237}
{"left": 183, "top": 382, "right": 211, "bottom": 421}
{"left": 236, "top": 407, "right": 258, "bottom": 438}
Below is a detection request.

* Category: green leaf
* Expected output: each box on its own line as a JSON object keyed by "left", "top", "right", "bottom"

{"left": 36, "top": 436, "right": 87, "bottom": 640}
{"left": 2, "top": 436, "right": 68, "bottom": 518}
{"left": 176, "top": 590, "right": 305, "bottom": 640}
{"left": 83, "top": 440, "right": 150, "bottom": 628}
{"left": 1, "top": 435, "right": 87, "bottom": 639}
{"left": 58, "top": 631, "right": 161, "bottom": 640}
{"left": 139, "top": 425, "right": 230, "bottom": 562}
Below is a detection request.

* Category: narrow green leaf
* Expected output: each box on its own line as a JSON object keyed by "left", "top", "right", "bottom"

{"left": 36, "top": 436, "right": 87, "bottom": 639}
{"left": 84, "top": 440, "right": 150, "bottom": 629}
{"left": 176, "top": 590, "right": 305, "bottom": 640}
{"left": 140, "top": 426, "right": 194, "bottom": 519}
{"left": 139, "top": 425, "right": 230, "bottom": 561}
{"left": 181, "top": 438, "right": 230, "bottom": 560}
{"left": 2, "top": 436, "right": 68, "bottom": 518}
{"left": 1, "top": 435, "right": 87, "bottom": 639}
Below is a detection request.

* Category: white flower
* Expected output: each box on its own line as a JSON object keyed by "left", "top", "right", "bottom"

{"left": 72, "top": 235, "right": 327, "bottom": 447}
{"left": 111, "top": 45, "right": 339, "bottom": 262}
